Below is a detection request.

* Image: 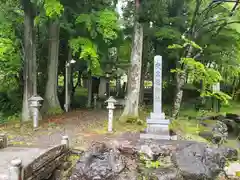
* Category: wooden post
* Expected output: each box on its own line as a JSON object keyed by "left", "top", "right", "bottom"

{"left": 9, "top": 158, "right": 22, "bottom": 180}
{"left": 61, "top": 135, "right": 69, "bottom": 148}
{"left": 0, "top": 134, "right": 7, "bottom": 149}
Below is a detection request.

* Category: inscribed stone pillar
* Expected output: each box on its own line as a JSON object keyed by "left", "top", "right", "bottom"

{"left": 140, "top": 55, "right": 171, "bottom": 140}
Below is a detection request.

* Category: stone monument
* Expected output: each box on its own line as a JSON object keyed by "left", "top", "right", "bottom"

{"left": 140, "top": 55, "right": 171, "bottom": 140}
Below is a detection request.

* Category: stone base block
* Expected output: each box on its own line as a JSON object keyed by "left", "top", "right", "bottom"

{"left": 150, "top": 112, "right": 165, "bottom": 119}
{"left": 147, "top": 118, "right": 170, "bottom": 125}
{"left": 146, "top": 125, "right": 169, "bottom": 134}
{"left": 170, "top": 135, "right": 178, "bottom": 140}
{"left": 140, "top": 133, "right": 171, "bottom": 140}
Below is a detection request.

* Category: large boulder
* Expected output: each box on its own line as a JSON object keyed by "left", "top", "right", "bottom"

{"left": 137, "top": 140, "right": 238, "bottom": 180}
{"left": 197, "top": 115, "right": 225, "bottom": 121}
{"left": 226, "top": 113, "right": 240, "bottom": 123}
{"left": 172, "top": 143, "right": 238, "bottom": 180}
{"left": 69, "top": 139, "right": 238, "bottom": 180}
{"left": 199, "top": 120, "right": 228, "bottom": 144}
{"left": 69, "top": 141, "right": 137, "bottom": 180}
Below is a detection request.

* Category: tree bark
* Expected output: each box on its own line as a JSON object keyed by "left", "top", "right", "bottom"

{"left": 42, "top": 20, "right": 61, "bottom": 113}
{"left": 32, "top": 16, "right": 37, "bottom": 95}
{"left": 116, "top": 76, "right": 121, "bottom": 97}
{"left": 98, "top": 77, "right": 107, "bottom": 99}
{"left": 172, "top": 46, "right": 193, "bottom": 118}
{"left": 87, "top": 72, "right": 92, "bottom": 108}
{"left": 139, "top": 63, "right": 146, "bottom": 105}
{"left": 139, "top": 37, "right": 150, "bottom": 105}
{"left": 22, "top": 0, "right": 35, "bottom": 121}
{"left": 120, "top": 20, "right": 143, "bottom": 118}
{"left": 68, "top": 49, "right": 72, "bottom": 108}
{"left": 172, "top": 72, "right": 186, "bottom": 118}
{"left": 71, "top": 70, "right": 82, "bottom": 99}
{"left": 77, "top": 70, "right": 82, "bottom": 87}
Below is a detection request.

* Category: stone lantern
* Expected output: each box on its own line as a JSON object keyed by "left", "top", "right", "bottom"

{"left": 105, "top": 96, "right": 117, "bottom": 132}
{"left": 28, "top": 95, "right": 44, "bottom": 128}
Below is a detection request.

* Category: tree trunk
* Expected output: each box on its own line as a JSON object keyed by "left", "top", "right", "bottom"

{"left": 71, "top": 70, "right": 82, "bottom": 99}
{"left": 77, "top": 70, "right": 82, "bottom": 87}
{"left": 68, "top": 49, "right": 72, "bottom": 108}
{"left": 172, "top": 72, "right": 186, "bottom": 118}
{"left": 83, "top": 79, "right": 88, "bottom": 88}
{"left": 32, "top": 19, "right": 37, "bottom": 95}
{"left": 120, "top": 20, "right": 143, "bottom": 118}
{"left": 98, "top": 77, "right": 107, "bottom": 99}
{"left": 22, "top": 0, "right": 35, "bottom": 121}
{"left": 139, "top": 37, "right": 149, "bottom": 105}
{"left": 87, "top": 72, "right": 92, "bottom": 108}
{"left": 172, "top": 46, "right": 193, "bottom": 118}
{"left": 116, "top": 76, "right": 121, "bottom": 97}
{"left": 139, "top": 64, "right": 145, "bottom": 105}
{"left": 42, "top": 20, "right": 61, "bottom": 113}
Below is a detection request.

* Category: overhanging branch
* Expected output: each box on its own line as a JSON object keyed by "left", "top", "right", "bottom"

{"left": 213, "top": 20, "right": 240, "bottom": 36}
{"left": 211, "top": 0, "right": 240, "bottom": 16}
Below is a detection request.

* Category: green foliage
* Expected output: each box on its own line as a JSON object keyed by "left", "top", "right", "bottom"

{"left": 43, "top": 0, "right": 64, "bottom": 18}
{"left": 169, "top": 36, "right": 232, "bottom": 104}
{"left": 0, "top": 112, "right": 19, "bottom": 124}
{"left": 0, "top": 21, "right": 21, "bottom": 73}
{"left": 0, "top": 91, "right": 21, "bottom": 113}
{"left": 71, "top": 8, "right": 120, "bottom": 76}
{"left": 75, "top": 9, "right": 119, "bottom": 42}
{"left": 139, "top": 153, "right": 160, "bottom": 169}
{"left": 155, "top": 27, "right": 181, "bottom": 40}
{"left": 76, "top": 14, "right": 93, "bottom": 33}
{"left": 167, "top": 44, "right": 183, "bottom": 49}
{"left": 118, "top": 39, "right": 131, "bottom": 62}
{"left": 182, "top": 36, "right": 202, "bottom": 51}
{"left": 95, "top": 9, "right": 119, "bottom": 42}
{"left": 119, "top": 115, "right": 144, "bottom": 125}
{"left": 202, "top": 91, "right": 232, "bottom": 105}
{"left": 181, "top": 57, "right": 222, "bottom": 86}
{"left": 69, "top": 37, "right": 103, "bottom": 76}
{"left": 7, "top": 113, "right": 20, "bottom": 122}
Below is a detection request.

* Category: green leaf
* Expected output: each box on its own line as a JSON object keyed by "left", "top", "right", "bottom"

{"left": 168, "top": 44, "right": 183, "bottom": 49}
{"left": 69, "top": 37, "right": 103, "bottom": 76}
{"left": 43, "top": 0, "right": 64, "bottom": 18}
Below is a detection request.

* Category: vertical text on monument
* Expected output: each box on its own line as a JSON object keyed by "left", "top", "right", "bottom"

{"left": 154, "top": 55, "right": 162, "bottom": 114}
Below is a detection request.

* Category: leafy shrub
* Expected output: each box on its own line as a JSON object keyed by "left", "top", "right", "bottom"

{"left": 120, "top": 115, "right": 144, "bottom": 125}
{"left": 0, "top": 90, "right": 21, "bottom": 113}
{"left": 7, "top": 113, "right": 20, "bottom": 122}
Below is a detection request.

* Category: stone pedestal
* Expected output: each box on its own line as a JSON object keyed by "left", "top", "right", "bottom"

{"left": 140, "top": 112, "right": 170, "bottom": 140}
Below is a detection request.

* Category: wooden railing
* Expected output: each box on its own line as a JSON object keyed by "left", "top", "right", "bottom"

{"left": 3, "top": 135, "right": 70, "bottom": 180}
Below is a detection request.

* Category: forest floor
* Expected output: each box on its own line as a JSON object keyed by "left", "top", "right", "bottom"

{"left": 0, "top": 102, "right": 239, "bottom": 151}
{"left": 0, "top": 109, "right": 145, "bottom": 150}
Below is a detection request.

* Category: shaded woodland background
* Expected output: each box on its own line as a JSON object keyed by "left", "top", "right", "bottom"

{"left": 0, "top": 0, "right": 239, "bottom": 123}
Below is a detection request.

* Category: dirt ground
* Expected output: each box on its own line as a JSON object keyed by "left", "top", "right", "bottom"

{"left": 0, "top": 109, "right": 137, "bottom": 150}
